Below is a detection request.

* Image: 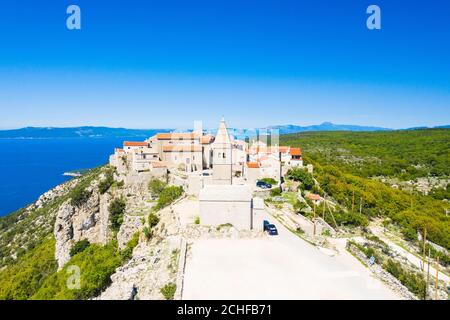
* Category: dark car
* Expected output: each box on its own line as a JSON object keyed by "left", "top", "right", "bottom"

{"left": 263, "top": 220, "right": 270, "bottom": 231}
{"left": 256, "top": 180, "right": 272, "bottom": 189}
{"left": 266, "top": 224, "right": 278, "bottom": 235}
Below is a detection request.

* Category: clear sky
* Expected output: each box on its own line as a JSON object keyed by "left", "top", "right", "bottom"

{"left": 0, "top": 0, "right": 449, "bottom": 129}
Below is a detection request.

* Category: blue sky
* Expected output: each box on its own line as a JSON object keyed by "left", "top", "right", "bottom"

{"left": 0, "top": 0, "right": 449, "bottom": 129}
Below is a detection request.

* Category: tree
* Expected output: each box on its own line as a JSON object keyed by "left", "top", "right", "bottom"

{"left": 148, "top": 178, "right": 167, "bottom": 197}
{"left": 286, "top": 168, "right": 315, "bottom": 190}
{"left": 109, "top": 198, "right": 126, "bottom": 231}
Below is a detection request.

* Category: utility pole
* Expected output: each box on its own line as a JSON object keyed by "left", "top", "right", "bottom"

{"left": 313, "top": 202, "right": 316, "bottom": 236}
{"left": 359, "top": 197, "right": 363, "bottom": 215}
{"left": 422, "top": 228, "right": 427, "bottom": 300}
{"left": 426, "top": 248, "right": 431, "bottom": 300}
{"left": 352, "top": 190, "right": 355, "bottom": 213}
{"left": 435, "top": 257, "right": 440, "bottom": 300}
{"left": 322, "top": 194, "right": 326, "bottom": 220}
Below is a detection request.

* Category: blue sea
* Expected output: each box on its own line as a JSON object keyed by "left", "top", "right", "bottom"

{"left": 0, "top": 137, "right": 136, "bottom": 217}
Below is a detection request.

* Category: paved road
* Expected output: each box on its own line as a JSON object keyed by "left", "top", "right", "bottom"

{"left": 183, "top": 216, "right": 401, "bottom": 300}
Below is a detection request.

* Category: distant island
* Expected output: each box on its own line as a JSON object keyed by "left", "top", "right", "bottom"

{"left": 0, "top": 122, "right": 448, "bottom": 139}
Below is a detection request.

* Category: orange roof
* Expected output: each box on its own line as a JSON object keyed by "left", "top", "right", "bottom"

{"left": 157, "top": 132, "right": 199, "bottom": 140}
{"left": 162, "top": 145, "right": 202, "bottom": 152}
{"left": 201, "top": 135, "right": 215, "bottom": 144}
{"left": 124, "top": 141, "right": 148, "bottom": 147}
{"left": 115, "top": 148, "right": 124, "bottom": 153}
{"left": 246, "top": 161, "right": 260, "bottom": 168}
{"left": 151, "top": 161, "right": 167, "bottom": 168}
{"left": 290, "top": 148, "right": 302, "bottom": 156}
{"left": 306, "top": 193, "right": 321, "bottom": 201}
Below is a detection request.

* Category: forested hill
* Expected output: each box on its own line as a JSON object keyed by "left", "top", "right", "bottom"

{"left": 280, "top": 129, "right": 450, "bottom": 250}
{"left": 281, "top": 129, "right": 450, "bottom": 180}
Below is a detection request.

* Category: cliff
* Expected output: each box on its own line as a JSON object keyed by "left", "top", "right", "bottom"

{"left": 0, "top": 164, "right": 183, "bottom": 300}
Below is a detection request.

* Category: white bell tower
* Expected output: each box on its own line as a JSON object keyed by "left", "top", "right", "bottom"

{"left": 211, "top": 117, "right": 232, "bottom": 185}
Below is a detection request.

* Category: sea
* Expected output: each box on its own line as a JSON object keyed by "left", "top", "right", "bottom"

{"left": 0, "top": 137, "right": 141, "bottom": 217}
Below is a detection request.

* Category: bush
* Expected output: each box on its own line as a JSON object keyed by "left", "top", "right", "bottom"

{"left": 70, "top": 186, "right": 91, "bottom": 207}
{"left": 32, "top": 241, "right": 127, "bottom": 300}
{"left": 194, "top": 216, "right": 200, "bottom": 225}
{"left": 154, "top": 186, "right": 183, "bottom": 211}
{"left": 98, "top": 170, "right": 114, "bottom": 194}
{"left": 143, "top": 227, "right": 152, "bottom": 240}
{"left": 149, "top": 178, "right": 167, "bottom": 197}
{"left": 384, "top": 259, "right": 426, "bottom": 298}
{"left": 121, "top": 232, "right": 140, "bottom": 261}
{"left": 270, "top": 187, "right": 282, "bottom": 197}
{"left": 260, "top": 177, "right": 277, "bottom": 185}
{"left": 109, "top": 198, "right": 126, "bottom": 231}
{"left": 160, "top": 283, "right": 176, "bottom": 300}
{"left": 70, "top": 239, "right": 90, "bottom": 257}
{"left": 401, "top": 226, "right": 418, "bottom": 241}
{"left": 286, "top": 168, "right": 314, "bottom": 190}
{"left": 148, "top": 212, "right": 160, "bottom": 228}
{"left": 293, "top": 200, "right": 307, "bottom": 213}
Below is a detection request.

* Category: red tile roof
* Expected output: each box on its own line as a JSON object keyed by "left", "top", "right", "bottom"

{"left": 290, "top": 148, "right": 302, "bottom": 156}
{"left": 124, "top": 141, "right": 149, "bottom": 147}
{"left": 246, "top": 161, "right": 261, "bottom": 168}
{"left": 306, "top": 193, "right": 321, "bottom": 201}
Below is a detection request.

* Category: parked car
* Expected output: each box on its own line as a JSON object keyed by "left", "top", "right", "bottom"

{"left": 266, "top": 224, "right": 278, "bottom": 235}
{"left": 263, "top": 220, "right": 270, "bottom": 231}
{"left": 256, "top": 180, "right": 272, "bottom": 189}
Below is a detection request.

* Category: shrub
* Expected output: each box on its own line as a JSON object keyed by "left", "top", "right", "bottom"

{"left": 384, "top": 259, "right": 426, "bottom": 298}
{"left": 70, "top": 239, "right": 90, "bottom": 257}
{"left": 148, "top": 213, "right": 160, "bottom": 228}
{"left": 98, "top": 170, "right": 114, "bottom": 194}
{"left": 70, "top": 186, "right": 91, "bottom": 207}
{"left": 143, "top": 227, "right": 152, "bottom": 240}
{"left": 160, "top": 283, "right": 176, "bottom": 300}
{"left": 286, "top": 168, "right": 314, "bottom": 190}
{"left": 401, "top": 226, "right": 418, "bottom": 241}
{"left": 154, "top": 186, "right": 183, "bottom": 211}
{"left": 293, "top": 200, "right": 307, "bottom": 213}
{"left": 270, "top": 187, "right": 282, "bottom": 197}
{"left": 121, "top": 232, "right": 140, "bottom": 261}
{"left": 194, "top": 216, "right": 200, "bottom": 225}
{"left": 109, "top": 198, "right": 126, "bottom": 231}
{"left": 149, "top": 178, "right": 167, "bottom": 197}
{"left": 260, "top": 177, "right": 277, "bottom": 185}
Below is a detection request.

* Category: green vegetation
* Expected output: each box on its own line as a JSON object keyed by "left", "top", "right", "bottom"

{"left": 70, "top": 185, "right": 91, "bottom": 207}
{"left": 269, "top": 187, "right": 282, "bottom": 197}
{"left": 160, "top": 282, "right": 176, "bottom": 300}
{"left": 0, "top": 167, "right": 103, "bottom": 268}
{"left": 148, "top": 178, "right": 167, "bottom": 197}
{"left": 0, "top": 237, "right": 57, "bottom": 300}
{"left": 109, "top": 197, "right": 126, "bottom": 232}
{"left": 194, "top": 216, "right": 200, "bottom": 225}
{"left": 418, "top": 243, "right": 450, "bottom": 267}
{"left": 153, "top": 186, "right": 183, "bottom": 211}
{"left": 282, "top": 129, "right": 450, "bottom": 180}
{"left": 98, "top": 169, "right": 115, "bottom": 194}
{"left": 384, "top": 259, "right": 426, "bottom": 299}
{"left": 286, "top": 168, "right": 314, "bottom": 190}
{"left": 281, "top": 130, "right": 450, "bottom": 249}
{"left": 70, "top": 239, "right": 90, "bottom": 257}
{"left": 33, "top": 237, "right": 138, "bottom": 300}
{"left": 259, "top": 177, "right": 277, "bottom": 185}
{"left": 429, "top": 185, "right": 450, "bottom": 201}
{"left": 148, "top": 212, "right": 160, "bottom": 228}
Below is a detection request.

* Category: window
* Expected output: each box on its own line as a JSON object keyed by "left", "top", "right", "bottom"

{"left": 223, "top": 153, "right": 226, "bottom": 159}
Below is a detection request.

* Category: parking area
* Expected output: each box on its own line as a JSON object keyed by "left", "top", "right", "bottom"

{"left": 182, "top": 219, "right": 401, "bottom": 300}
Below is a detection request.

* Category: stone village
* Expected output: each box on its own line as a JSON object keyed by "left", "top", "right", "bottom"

{"left": 109, "top": 118, "right": 304, "bottom": 231}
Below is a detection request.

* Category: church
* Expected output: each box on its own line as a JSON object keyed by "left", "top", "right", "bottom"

{"left": 109, "top": 117, "right": 303, "bottom": 231}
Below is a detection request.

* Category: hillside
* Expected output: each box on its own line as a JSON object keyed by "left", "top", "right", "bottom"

{"left": 280, "top": 129, "right": 450, "bottom": 249}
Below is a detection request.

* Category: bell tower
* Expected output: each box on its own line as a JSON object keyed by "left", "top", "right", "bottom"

{"left": 212, "top": 117, "right": 232, "bottom": 185}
